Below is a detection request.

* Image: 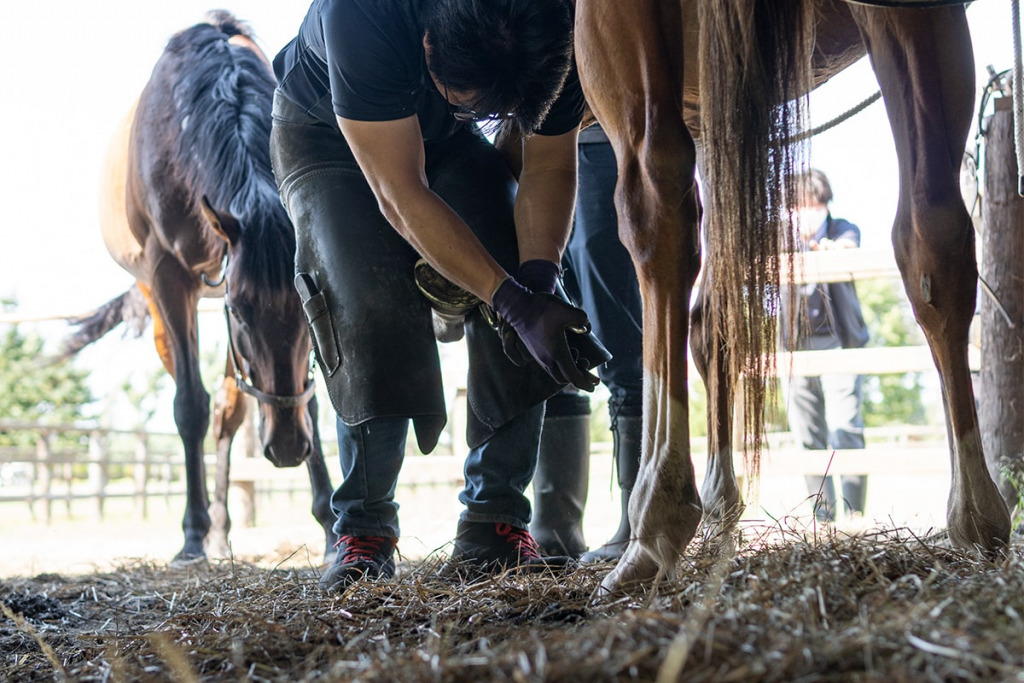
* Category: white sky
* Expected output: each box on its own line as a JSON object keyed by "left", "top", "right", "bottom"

{"left": 0, "top": 1, "right": 1015, "bottom": 427}
{"left": 0, "top": 2, "right": 309, "bottom": 316}
{"left": 0, "top": 3, "right": 310, "bottom": 428}
{"left": 806, "top": 1, "right": 1013, "bottom": 247}
{"left": 0, "top": 2, "right": 1013, "bottom": 315}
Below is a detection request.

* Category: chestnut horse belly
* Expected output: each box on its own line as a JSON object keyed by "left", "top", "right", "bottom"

{"left": 99, "top": 100, "right": 148, "bottom": 282}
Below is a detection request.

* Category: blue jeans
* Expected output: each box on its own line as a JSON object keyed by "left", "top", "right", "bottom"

{"left": 332, "top": 404, "right": 544, "bottom": 538}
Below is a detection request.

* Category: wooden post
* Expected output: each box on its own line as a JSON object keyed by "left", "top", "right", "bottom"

{"left": 451, "top": 387, "right": 469, "bottom": 460}
{"left": 980, "top": 97, "right": 1024, "bottom": 509}
{"left": 236, "top": 395, "right": 258, "bottom": 528}
{"left": 34, "top": 429, "right": 53, "bottom": 523}
{"left": 88, "top": 429, "right": 110, "bottom": 520}
{"left": 64, "top": 460, "right": 73, "bottom": 517}
{"left": 134, "top": 432, "right": 150, "bottom": 519}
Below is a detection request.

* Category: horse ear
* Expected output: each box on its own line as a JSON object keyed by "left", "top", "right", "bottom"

{"left": 200, "top": 196, "right": 241, "bottom": 246}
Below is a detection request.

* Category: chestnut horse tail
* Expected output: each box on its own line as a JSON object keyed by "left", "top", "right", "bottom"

{"left": 698, "top": 0, "right": 813, "bottom": 474}
{"left": 58, "top": 284, "right": 150, "bottom": 361}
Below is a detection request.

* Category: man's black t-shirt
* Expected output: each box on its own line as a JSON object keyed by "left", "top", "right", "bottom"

{"left": 273, "top": 0, "right": 583, "bottom": 142}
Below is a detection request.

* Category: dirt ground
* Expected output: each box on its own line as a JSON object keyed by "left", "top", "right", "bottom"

{"left": 2, "top": 506, "right": 1020, "bottom": 681}
{"left": 4, "top": 450, "right": 1021, "bottom": 682}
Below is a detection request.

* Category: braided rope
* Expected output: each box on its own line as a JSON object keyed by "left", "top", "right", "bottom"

{"left": 792, "top": 90, "right": 881, "bottom": 143}
{"left": 1012, "top": 0, "right": 1024, "bottom": 195}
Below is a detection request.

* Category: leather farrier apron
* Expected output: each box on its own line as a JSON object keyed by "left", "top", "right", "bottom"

{"left": 270, "top": 93, "right": 563, "bottom": 453}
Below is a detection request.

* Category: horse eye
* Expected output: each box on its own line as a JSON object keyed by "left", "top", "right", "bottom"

{"left": 227, "top": 305, "right": 251, "bottom": 331}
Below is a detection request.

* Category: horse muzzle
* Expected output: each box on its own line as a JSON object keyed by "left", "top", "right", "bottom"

{"left": 259, "top": 406, "right": 315, "bottom": 468}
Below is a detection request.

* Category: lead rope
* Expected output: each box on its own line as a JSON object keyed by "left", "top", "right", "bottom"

{"left": 1012, "top": 0, "right": 1024, "bottom": 195}
{"left": 791, "top": 90, "right": 882, "bottom": 143}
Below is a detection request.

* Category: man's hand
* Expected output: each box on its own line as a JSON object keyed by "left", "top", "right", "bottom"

{"left": 491, "top": 277, "right": 599, "bottom": 391}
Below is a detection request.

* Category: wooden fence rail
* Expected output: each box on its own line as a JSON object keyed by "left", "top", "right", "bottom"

{"left": 0, "top": 420, "right": 183, "bottom": 523}
{"left": 0, "top": 421, "right": 951, "bottom": 526}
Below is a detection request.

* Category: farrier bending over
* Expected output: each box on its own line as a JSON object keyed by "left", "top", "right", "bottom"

{"left": 269, "top": 0, "right": 600, "bottom": 591}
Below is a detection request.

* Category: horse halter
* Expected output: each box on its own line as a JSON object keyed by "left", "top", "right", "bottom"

{"left": 215, "top": 259, "right": 316, "bottom": 410}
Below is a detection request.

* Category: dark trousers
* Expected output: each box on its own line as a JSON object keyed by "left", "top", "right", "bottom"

{"left": 560, "top": 140, "right": 643, "bottom": 420}
{"left": 785, "top": 334, "right": 867, "bottom": 519}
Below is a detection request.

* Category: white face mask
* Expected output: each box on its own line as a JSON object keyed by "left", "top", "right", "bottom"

{"left": 794, "top": 205, "right": 828, "bottom": 241}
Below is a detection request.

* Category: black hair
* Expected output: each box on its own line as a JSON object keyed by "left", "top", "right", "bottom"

{"left": 422, "top": 0, "right": 573, "bottom": 133}
{"left": 802, "top": 168, "right": 834, "bottom": 205}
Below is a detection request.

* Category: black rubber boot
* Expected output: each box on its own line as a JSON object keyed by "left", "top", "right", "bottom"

{"left": 581, "top": 415, "right": 641, "bottom": 563}
{"left": 531, "top": 396, "right": 592, "bottom": 558}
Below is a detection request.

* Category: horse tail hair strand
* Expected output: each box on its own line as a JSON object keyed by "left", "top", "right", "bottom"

{"left": 698, "top": 0, "right": 813, "bottom": 476}
{"left": 57, "top": 284, "right": 151, "bottom": 361}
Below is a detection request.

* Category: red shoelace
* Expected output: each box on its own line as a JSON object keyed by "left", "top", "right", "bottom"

{"left": 334, "top": 535, "right": 393, "bottom": 563}
{"left": 494, "top": 523, "right": 541, "bottom": 561}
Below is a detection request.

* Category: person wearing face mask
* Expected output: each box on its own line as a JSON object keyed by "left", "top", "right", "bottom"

{"left": 781, "top": 169, "right": 870, "bottom": 524}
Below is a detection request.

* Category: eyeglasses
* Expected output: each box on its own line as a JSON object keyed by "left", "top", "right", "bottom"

{"left": 444, "top": 83, "right": 513, "bottom": 123}
{"left": 451, "top": 103, "right": 482, "bottom": 123}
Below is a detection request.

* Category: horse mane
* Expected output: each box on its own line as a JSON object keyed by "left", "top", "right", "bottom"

{"left": 167, "top": 12, "right": 295, "bottom": 293}
{"left": 698, "top": 0, "right": 813, "bottom": 477}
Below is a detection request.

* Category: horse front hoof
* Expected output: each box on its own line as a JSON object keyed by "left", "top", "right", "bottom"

{"left": 948, "top": 482, "right": 1012, "bottom": 558}
{"left": 597, "top": 546, "right": 663, "bottom": 597}
{"left": 204, "top": 536, "right": 231, "bottom": 559}
{"left": 171, "top": 546, "right": 208, "bottom": 567}
{"left": 948, "top": 509, "right": 1011, "bottom": 559}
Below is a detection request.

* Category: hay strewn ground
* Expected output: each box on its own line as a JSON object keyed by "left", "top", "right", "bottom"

{"left": 3, "top": 522, "right": 1023, "bottom": 681}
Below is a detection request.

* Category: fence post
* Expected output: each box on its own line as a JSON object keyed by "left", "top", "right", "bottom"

{"left": 88, "top": 429, "right": 110, "bottom": 520}
{"left": 134, "top": 431, "right": 150, "bottom": 519}
{"left": 35, "top": 429, "right": 53, "bottom": 524}
{"left": 981, "top": 97, "right": 1024, "bottom": 506}
{"left": 236, "top": 396, "right": 258, "bottom": 527}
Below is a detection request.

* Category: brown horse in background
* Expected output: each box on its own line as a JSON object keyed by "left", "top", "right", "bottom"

{"left": 574, "top": 0, "right": 1011, "bottom": 592}
{"left": 66, "top": 11, "right": 337, "bottom": 562}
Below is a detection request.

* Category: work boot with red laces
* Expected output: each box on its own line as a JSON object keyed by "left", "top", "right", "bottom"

{"left": 450, "top": 521, "right": 574, "bottom": 576}
{"left": 319, "top": 535, "right": 397, "bottom": 592}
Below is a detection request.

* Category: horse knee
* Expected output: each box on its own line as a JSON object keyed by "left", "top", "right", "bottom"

{"left": 893, "top": 201, "right": 977, "bottom": 335}
{"left": 614, "top": 135, "right": 699, "bottom": 273}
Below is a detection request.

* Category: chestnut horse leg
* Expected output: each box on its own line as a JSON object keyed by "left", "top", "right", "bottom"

{"left": 577, "top": 0, "right": 704, "bottom": 591}
{"left": 208, "top": 364, "right": 247, "bottom": 558}
{"left": 853, "top": 5, "right": 1010, "bottom": 552}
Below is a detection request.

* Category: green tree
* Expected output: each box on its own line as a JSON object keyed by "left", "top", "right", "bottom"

{"left": 0, "top": 316, "right": 94, "bottom": 446}
{"left": 856, "top": 278, "right": 928, "bottom": 427}
{"left": 117, "top": 367, "right": 168, "bottom": 429}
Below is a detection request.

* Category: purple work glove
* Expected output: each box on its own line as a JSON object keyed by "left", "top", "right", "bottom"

{"left": 491, "top": 277, "right": 600, "bottom": 391}
{"left": 516, "top": 259, "right": 561, "bottom": 295}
